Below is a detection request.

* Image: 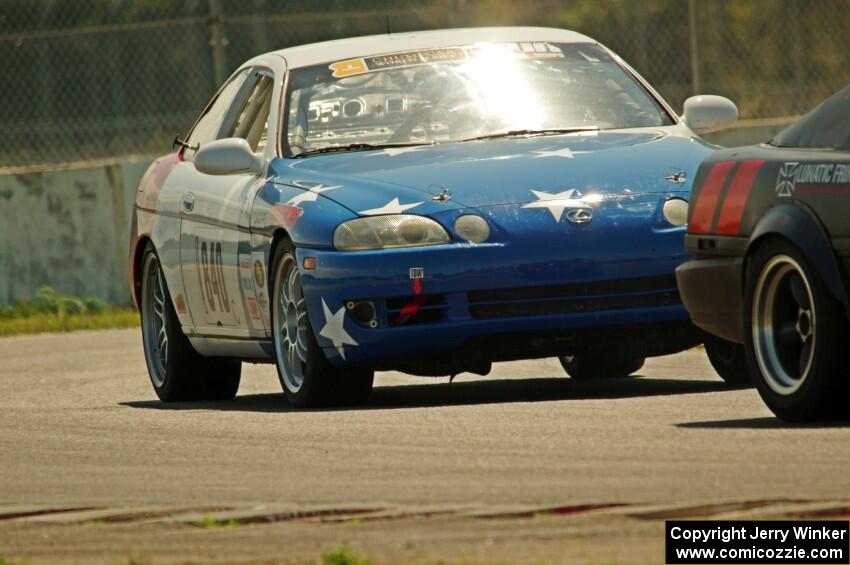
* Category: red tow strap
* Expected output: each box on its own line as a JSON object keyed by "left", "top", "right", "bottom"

{"left": 391, "top": 278, "right": 426, "bottom": 326}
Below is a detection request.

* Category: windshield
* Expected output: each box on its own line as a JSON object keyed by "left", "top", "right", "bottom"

{"left": 284, "top": 42, "right": 674, "bottom": 156}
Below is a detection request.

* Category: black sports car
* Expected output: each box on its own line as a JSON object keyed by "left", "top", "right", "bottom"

{"left": 677, "top": 85, "right": 850, "bottom": 421}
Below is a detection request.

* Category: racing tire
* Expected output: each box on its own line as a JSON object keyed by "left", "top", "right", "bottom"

{"left": 558, "top": 354, "right": 645, "bottom": 380}
{"left": 271, "top": 240, "right": 374, "bottom": 408}
{"left": 744, "top": 239, "right": 850, "bottom": 421}
{"left": 140, "top": 243, "right": 241, "bottom": 402}
{"left": 703, "top": 333, "right": 753, "bottom": 387}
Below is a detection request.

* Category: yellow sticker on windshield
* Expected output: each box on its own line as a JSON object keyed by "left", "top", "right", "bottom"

{"left": 329, "top": 58, "right": 368, "bottom": 78}
{"left": 328, "top": 44, "right": 565, "bottom": 79}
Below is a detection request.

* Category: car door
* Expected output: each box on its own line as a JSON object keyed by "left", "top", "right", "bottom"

{"left": 151, "top": 67, "right": 252, "bottom": 332}
{"left": 173, "top": 68, "right": 276, "bottom": 337}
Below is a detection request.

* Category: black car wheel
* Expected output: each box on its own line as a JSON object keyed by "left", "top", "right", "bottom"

{"left": 744, "top": 239, "right": 849, "bottom": 421}
{"left": 271, "top": 239, "right": 373, "bottom": 408}
{"left": 703, "top": 334, "right": 752, "bottom": 387}
{"left": 559, "top": 354, "right": 645, "bottom": 380}
{"left": 140, "top": 243, "right": 240, "bottom": 402}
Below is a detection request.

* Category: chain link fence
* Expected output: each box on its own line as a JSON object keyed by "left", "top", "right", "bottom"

{"left": 2, "top": 0, "right": 849, "bottom": 169}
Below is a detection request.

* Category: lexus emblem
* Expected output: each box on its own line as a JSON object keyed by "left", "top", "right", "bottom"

{"left": 566, "top": 208, "right": 593, "bottom": 224}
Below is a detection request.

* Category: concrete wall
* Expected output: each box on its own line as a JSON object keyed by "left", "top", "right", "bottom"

{"left": 0, "top": 156, "right": 153, "bottom": 306}
{"left": 0, "top": 119, "right": 797, "bottom": 307}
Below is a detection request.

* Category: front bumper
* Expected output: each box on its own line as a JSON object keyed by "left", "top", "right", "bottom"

{"left": 298, "top": 240, "right": 698, "bottom": 370}
{"left": 676, "top": 256, "right": 745, "bottom": 343}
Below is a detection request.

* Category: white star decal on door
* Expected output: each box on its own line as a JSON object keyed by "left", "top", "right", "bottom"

{"left": 532, "top": 147, "right": 574, "bottom": 159}
{"left": 319, "top": 299, "right": 358, "bottom": 360}
{"left": 287, "top": 183, "right": 341, "bottom": 206}
{"left": 521, "top": 189, "right": 588, "bottom": 222}
{"left": 359, "top": 197, "right": 423, "bottom": 216}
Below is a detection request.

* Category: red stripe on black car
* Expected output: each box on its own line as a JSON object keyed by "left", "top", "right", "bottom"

{"left": 715, "top": 159, "right": 765, "bottom": 235}
{"left": 688, "top": 161, "right": 735, "bottom": 234}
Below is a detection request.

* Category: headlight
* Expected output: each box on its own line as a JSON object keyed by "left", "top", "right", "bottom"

{"left": 334, "top": 215, "right": 451, "bottom": 250}
{"left": 662, "top": 198, "right": 689, "bottom": 226}
{"left": 454, "top": 215, "right": 490, "bottom": 243}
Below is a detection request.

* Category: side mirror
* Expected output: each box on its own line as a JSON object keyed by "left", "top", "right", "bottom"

{"left": 194, "top": 138, "right": 264, "bottom": 176}
{"left": 682, "top": 95, "right": 738, "bottom": 133}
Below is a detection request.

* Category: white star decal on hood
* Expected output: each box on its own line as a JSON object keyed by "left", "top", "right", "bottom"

{"left": 381, "top": 146, "right": 426, "bottom": 157}
{"left": 319, "top": 299, "right": 358, "bottom": 360}
{"left": 287, "top": 183, "right": 341, "bottom": 206}
{"left": 521, "top": 189, "right": 588, "bottom": 222}
{"left": 359, "top": 197, "right": 423, "bottom": 216}
{"left": 532, "top": 147, "right": 574, "bottom": 159}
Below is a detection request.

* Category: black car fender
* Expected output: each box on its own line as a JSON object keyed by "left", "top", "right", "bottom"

{"left": 746, "top": 202, "right": 848, "bottom": 316}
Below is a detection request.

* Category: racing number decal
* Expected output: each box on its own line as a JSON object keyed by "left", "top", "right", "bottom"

{"left": 197, "top": 239, "right": 230, "bottom": 313}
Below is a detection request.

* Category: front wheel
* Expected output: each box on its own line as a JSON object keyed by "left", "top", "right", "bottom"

{"left": 140, "top": 243, "right": 240, "bottom": 402}
{"left": 271, "top": 241, "right": 373, "bottom": 408}
{"left": 559, "top": 354, "right": 645, "bottom": 380}
{"left": 703, "top": 334, "right": 752, "bottom": 387}
{"left": 744, "top": 239, "right": 849, "bottom": 421}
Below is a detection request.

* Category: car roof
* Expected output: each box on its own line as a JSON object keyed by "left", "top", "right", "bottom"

{"left": 252, "top": 27, "right": 596, "bottom": 70}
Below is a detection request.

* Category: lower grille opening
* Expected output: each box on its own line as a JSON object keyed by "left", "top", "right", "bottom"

{"left": 470, "top": 291, "right": 680, "bottom": 319}
{"left": 385, "top": 294, "right": 447, "bottom": 326}
{"left": 468, "top": 276, "right": 680, "bottom": 319}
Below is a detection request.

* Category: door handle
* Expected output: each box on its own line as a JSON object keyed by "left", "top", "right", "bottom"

{"left": 182, "top": 193, "right": 195, "bottom": 212}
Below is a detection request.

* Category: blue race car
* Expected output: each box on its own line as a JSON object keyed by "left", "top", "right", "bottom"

{"left": 130, "top": 27, "right": 739, "bottom": 406}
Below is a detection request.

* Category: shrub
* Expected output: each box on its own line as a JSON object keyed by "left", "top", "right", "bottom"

{"left": 321, "top": 547, "right": 372, "bottom": 565}
{"left": 57, "top": 296, "right": 86, "bottom": 316}
{"left": 6, "top": 287, "right": 116, "bottom": 317}
{"left": 31, "top": 286, "right": 60, "bottom": 314}
{"left": 84, "top": 297, "right": 108, "bottom": 314}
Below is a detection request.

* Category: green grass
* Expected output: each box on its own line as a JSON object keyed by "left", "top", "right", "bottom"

{"left": 114, "top": 557, "right": 151, "bottom": 565}
{"left": 196, "top": 515, "right": 239, "bottom": 529}
{"left": 0, "top": 309, "right": 138, "bottom": 337}
{"left": 321, "top": 547, "right": 372, "bottom": 565}
{"left": 0, "top": 286, "right": 138, "bottom": 337}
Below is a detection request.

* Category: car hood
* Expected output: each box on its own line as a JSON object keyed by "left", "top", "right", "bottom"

{"left": 272, "top": 130, "right": 713, "bottom": 215}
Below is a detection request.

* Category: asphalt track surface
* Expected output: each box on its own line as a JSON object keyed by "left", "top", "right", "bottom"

{"left": 0, "top": 329, "right": 848, "bottom": 564}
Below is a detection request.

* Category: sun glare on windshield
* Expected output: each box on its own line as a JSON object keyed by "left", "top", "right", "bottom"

{"left": 458, "top": 44, "right": 544, "bottom": 130}
{"left": 285, "top": 41, "right": 672, "bottom": 156}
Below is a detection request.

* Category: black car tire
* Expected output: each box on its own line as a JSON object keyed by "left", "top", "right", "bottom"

{"left": 271, "top": 239, "right": 374, "bottom": 408}
{"left": 559, "top": 354, "right": 645, "bottom": 380}
{"left": 140, "top": 243, "right": 241, "bottom": 402}
{"left": 744, "top": 238, "right": 849, "bottom": 421}
{"left": 703, "top": 334, "right": 753, "bottom": 387}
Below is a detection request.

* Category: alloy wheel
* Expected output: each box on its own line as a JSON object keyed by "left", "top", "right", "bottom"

{"left": 142, "top": 253, "right": 169, "bottom": 387}
{"left": 751, "top": 254, "right": 816, "bottom": 395}
{"left": 273, "top": 254, "right": 310, "bottom": 393}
